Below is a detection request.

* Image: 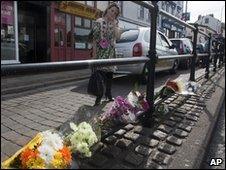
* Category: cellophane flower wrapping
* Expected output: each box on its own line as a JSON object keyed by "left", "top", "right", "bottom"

{"left": 181, "top": 81, "right": 201, "bottom": 95}
{"left": 63, "top": 122, "right": 98, "bottom": 158}
{"left": 57, "top": 105, "right": 101, "bottom": 158}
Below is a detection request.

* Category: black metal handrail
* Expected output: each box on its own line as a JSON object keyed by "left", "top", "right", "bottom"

{"left": 1, "top": 57, "right": 149, "bottom": 76}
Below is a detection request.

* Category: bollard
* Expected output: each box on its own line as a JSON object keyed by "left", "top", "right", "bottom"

{"left": 205, "top": 33, "right": 211, "bottom": 79}
{"left": 144, "top": 1, "right": 158, "bottom": 127}
{"left": 190, "top": 24, "right": 198, "bottom": 81}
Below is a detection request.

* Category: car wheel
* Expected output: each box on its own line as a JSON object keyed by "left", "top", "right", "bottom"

{"left": 169, "top": 60, "right": 178, "bottom": 74}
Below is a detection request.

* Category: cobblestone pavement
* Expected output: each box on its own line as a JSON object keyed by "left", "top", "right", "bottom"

{"left": 201, "top": 100, "right": 225, "bottom": 169}
{"left": 0, "top": 67, "right": 222, "bottom": 167}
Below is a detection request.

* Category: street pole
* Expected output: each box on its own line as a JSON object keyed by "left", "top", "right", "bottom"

{"left": 144, "top": 1, "right": 158, "bottom": 127}
{"left": 205, "top": 33, "right": 211, "bottom": 79}
{"left": 185, "top": 1, "right": 188, "bottom": 15}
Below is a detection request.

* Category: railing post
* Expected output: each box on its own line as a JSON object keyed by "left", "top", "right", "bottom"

{"left": 213, "top": 41, "right": 218, "bottom": 72}
{"left": 205, "top": 33, "right": 211, "bottom": 79}
{"left": 189, "top": 24, "right": 198, "bottom": 81}
{"left": 144, "top": 1, "right": 158, "bottom": 127}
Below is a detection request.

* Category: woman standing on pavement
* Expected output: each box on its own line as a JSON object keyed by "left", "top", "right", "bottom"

{"left": 91, "top": 2, "right": 122, "bottom": 106}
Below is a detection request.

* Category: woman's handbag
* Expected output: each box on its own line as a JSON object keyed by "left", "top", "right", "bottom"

{"left": 87, "top": 69, "right": 105, "bottom": 97}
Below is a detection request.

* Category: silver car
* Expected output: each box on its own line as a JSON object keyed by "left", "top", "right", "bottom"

{"left": 115, "top": 27, "right": 178, "bottom": 82}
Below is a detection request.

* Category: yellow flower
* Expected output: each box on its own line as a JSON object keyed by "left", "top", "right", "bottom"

{"left": 25, "top": 157, "right": 45, "bottom": 169}
{"left": 51, "top": 152, "right": 67, "bottom": 169}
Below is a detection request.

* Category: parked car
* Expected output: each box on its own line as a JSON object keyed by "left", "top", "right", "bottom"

{"left": 115, "top": 27, "right": 178, "bottom": 83}
{"left": 196, "top": 43, "right": 207, "bottom": 67}
{"left": 170, "top": 38, "right": 193, "bottom": 69}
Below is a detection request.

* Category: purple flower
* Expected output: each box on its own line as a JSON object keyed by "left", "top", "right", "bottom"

{"left": 99, "top": 38, "right": 110, "bottom": 49}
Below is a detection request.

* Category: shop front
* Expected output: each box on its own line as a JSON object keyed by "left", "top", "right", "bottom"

{"left": 50, "top": 1, "right": 101, "bottom": 62}
{"left": 161, "top": 18, "right": 184, "bottom": 38}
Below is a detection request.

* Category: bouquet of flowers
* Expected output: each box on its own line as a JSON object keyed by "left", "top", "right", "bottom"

{"left": 100, "top": 91, "right": 150, "bottom": 125}
{"left": 127, "top": 91, "right": 150, "bottom": 114}
{"left": 99, "top": 96, "right": 136, "bottom": 124}
{"left": 154, "top": 79, "right": 183, "bottom": 100}
{"left": 65, "top": 122, "right": 98, "bottom": 158}
{"left": 2, "top": 130, "right": 72, "bottom": 169}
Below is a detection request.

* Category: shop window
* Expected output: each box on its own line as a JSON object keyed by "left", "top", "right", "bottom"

{"left": 84, "top": 19, "right": 91, "bottom": 28}
{"left": 75, "top": 16, "right": 82, "bottom": 26}
{"left": 74, "top": 16, "right": 93, "bottom": 50}
{"left": 54, "top": 28, "right": 59, "bottom": 47}
{"left": 59, "top": 28, "right": 64, "bottom": 46}
{"left": 139, "top": 6, "right": 144, "bottom": 19}
{"left": 205, "top": 18, "right": 209, "bottom": 24}
{"left": 1, "top": 1, "right": 16, "bottom": 61}
{"left": 66, "top": 14, "right": 72, "bottom": 47}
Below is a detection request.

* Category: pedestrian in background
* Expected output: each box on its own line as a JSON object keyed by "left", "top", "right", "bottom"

{"left": 91, "top": 2, "right": 122, "bottom": 106}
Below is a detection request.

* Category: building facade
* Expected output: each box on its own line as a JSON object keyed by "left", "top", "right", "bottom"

{"left": 196, "top": 14, "right": 222, "bottom": 34}
{"left": 185, "top": 14, "right": 224, "bottom": 44}
{"left": 1, "top": 1, "right": 184, "bottom": 65}
{"left": 186, "top": 24, "right": 216, "bottom": 44}
{"left": 157, "top": 1, "right": 184, "bottom": 38}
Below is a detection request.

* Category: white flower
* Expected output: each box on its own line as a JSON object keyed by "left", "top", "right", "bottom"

{"left": 41, "top": 130, "right": 63, "bottom": 151}
{"left": 38, "top": 144, "right": 55, "bottom": 164}
{"left": 78, "top": 122, "right": 92, "bottom": 131}
{"left": 70, "top": 131, "right": 84, "bottom": 145}
{"left": 87, "top": 135, "right": 98, "bottom": 146}
{"left": 76, "top": 142, "right": 91, "bottom": 157}
{"left": 67, "top": 122, "right": 98, "bottom": 157}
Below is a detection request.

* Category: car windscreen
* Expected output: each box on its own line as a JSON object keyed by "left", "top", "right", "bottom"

{"left": 116, "top": 29, "right": 139, "bottom": 43}
{"left": 171, "top": 40, "right": 181, "bottom": 50}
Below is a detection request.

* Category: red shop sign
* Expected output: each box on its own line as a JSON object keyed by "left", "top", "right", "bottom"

{"left": 1, "top": 1, "right": 14, "bottom": 25}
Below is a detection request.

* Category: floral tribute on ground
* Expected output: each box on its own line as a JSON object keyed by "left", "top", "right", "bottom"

{"left": 2, "top": 130, "right": 73, "bottom": 169}
{"left": 99, "top": 90, "right": 150, "bottom": 125}
{"left": 1, "top": 122, "right": 98, "bottom": 169}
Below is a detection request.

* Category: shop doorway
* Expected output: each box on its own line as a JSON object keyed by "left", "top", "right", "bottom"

{"left": 18, "top": 2, "right": 48, "bottom": 63}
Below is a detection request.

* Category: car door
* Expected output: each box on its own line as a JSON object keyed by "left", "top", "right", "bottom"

{"left": 157, "top": 32, "right": 175, "bottom": 71}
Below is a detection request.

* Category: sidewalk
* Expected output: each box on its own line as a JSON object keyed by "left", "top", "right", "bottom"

{"left": 1, "top": 69, "right": 91, "bottom": 95}
{"left": 1, "top": 67, "right": 225, "bottom": 168}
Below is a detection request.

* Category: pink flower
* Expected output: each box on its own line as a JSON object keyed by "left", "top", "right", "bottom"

{"left": 99, "top": 38, "right": 110, "bottom": 49}
{"left": 140, "top": 100, "right": 150, "bottom": 112}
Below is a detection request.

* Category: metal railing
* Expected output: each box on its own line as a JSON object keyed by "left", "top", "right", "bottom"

{"left": 1, "top": 1, "right": 223, "bottom": 127}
